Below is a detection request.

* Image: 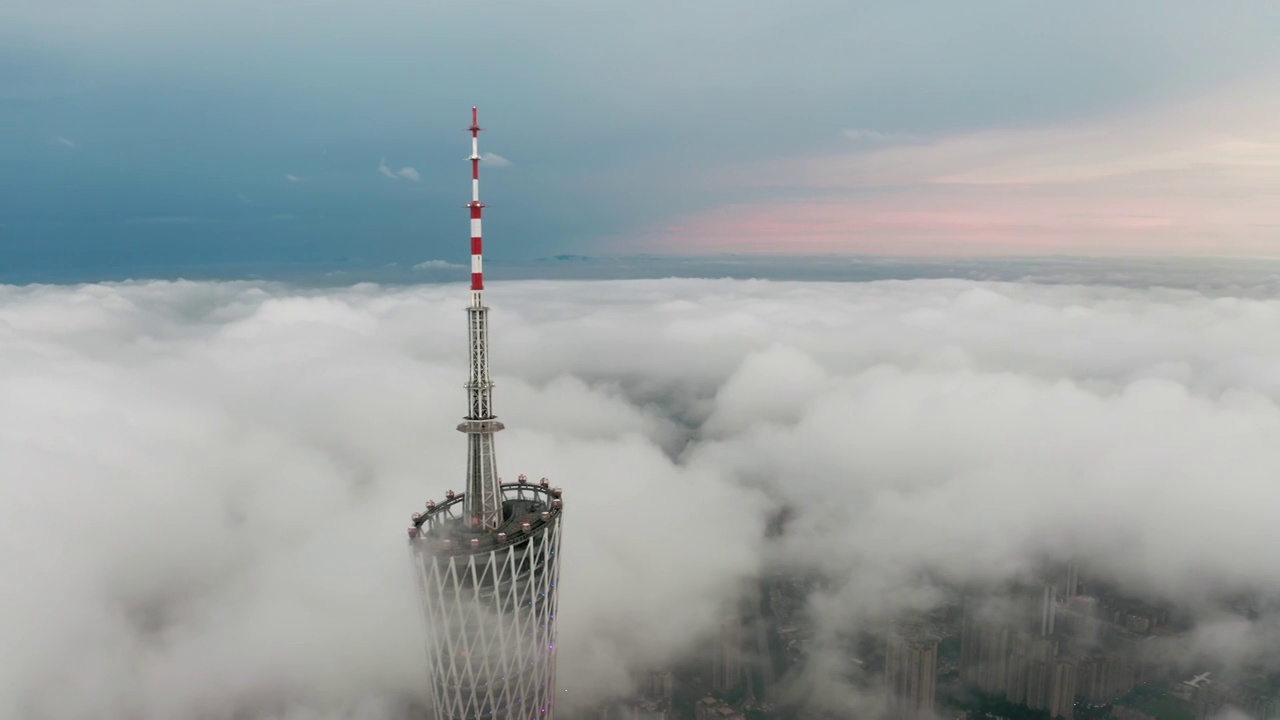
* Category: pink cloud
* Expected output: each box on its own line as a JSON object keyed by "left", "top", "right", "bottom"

{"left": 627, "top": 73, "right": 1280, "bottom": 257}
{"left": 623, "top": 189, "right": 1279, "bottom": 257}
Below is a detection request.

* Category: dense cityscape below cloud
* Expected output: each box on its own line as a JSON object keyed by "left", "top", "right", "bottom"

{"left": 6, "top": 274, "right": 1280, "bottom": 718}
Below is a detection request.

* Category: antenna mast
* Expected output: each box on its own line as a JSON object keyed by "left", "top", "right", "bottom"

{"left": 458, "top": 106, "right": 504, "bottom": 530}
{"left": 408, "top": 107, "right": 564, "bottom": 720}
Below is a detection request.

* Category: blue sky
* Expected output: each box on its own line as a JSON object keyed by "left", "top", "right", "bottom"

{"left": 3, "top": 1, "right": 1279, "bottom": 280}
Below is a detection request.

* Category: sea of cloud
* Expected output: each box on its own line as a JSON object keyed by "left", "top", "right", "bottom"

{"left": 4, "top": 276, "right": 1280, "bottom": 719}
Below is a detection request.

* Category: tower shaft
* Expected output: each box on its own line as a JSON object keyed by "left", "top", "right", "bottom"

{"left": 458, "top": 106, "right": 504, "bottom": 531}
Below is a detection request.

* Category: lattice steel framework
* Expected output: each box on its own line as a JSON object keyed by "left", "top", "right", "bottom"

{"left": 406, "top": 107, "right": 564, "bottom": 720}
{"left": 410, "top": 481, "right": 563, "bottom": 719}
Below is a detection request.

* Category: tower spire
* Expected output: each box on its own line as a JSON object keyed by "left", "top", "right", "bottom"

{"left": 458, "top": 105, "right": 504, "bottom": 531}
{"left": 468, "top": 105, "right": 485, "bottom": 300}
{"left": 408, "top": 107, "right": 564, "bottom": 720}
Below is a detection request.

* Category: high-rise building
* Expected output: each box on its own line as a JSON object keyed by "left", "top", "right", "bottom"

{"left": 602, "top": 703, "right": 669, "bottom": 720}
{"left": 959, "top": 594, "right": 1076, "bottom": 720}
{"left": 1193, "top": 681, "right": 1230, "bottom": 720}
{"left": 407, "top": 108, "right": 565, "bottom": 720}
{"left": 1005, "top": 633, "right": 1056, "bottom": 706}
{"left": 1059, "top": 561, "right": 1080, "bottom": 600}
{"left": 695, "top": 697, "right": 745, "bottom": 720}
{"left": 1034, "top": 582, "right": 1057, "bottom": 637}
{"left": 1076, "top": 652, "right": 1136, "bottom": 706}
{"left": 597, "top": 671, "right": 675, "bottom": 720}
{"left": 885, "top": 632, "right": 939, "bottom": 720}
{"left": 959, "top": 615, "right": 1010, "bottom": 695}
{"left": 1237, "top": 682, "right": 1280, "bottom": 720}
{"left": 1045, "top": 659, "right": 1078, "bottom": 720}
{"left": 712, "top": 616, "right": 745, "bottom": 695}
{"left": 642, "top": 670, "right": 675, "bottom": 706}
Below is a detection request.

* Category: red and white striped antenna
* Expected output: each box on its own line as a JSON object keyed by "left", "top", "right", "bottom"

{"left": 468, "top": 106, "right": 485, "bottom": 301}
{"left": 459, "top": 105, "right": 504, "bottom": 530}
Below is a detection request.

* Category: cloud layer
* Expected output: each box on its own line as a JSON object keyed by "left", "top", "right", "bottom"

{"left": 5, "top": 276, "right": 1280, "bottom": 718}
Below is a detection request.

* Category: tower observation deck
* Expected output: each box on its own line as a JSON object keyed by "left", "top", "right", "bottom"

{"left": 408, "top": 107, "right": 564, "bottom": 720}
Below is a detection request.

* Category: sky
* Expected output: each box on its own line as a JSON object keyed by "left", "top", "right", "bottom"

{"left": 9, "top": 5, "right": 1280, "bottom": 715}
{"left": 3, "top": 1, "right": 1280, "bottom": 281}
{"left": 10, "top": 275, "right": 1280, "bottom": 718}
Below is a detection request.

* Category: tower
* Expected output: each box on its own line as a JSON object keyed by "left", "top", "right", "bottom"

{"left": 408, "top": 107, "right": 564, "bottom": 720}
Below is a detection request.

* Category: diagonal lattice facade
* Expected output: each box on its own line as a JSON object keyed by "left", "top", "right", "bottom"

{"left": 410, "top": 480, "right": 563, "bottom": 719}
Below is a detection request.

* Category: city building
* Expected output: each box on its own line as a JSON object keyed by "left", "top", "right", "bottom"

{"left": 600, "top": 700, "right": 669, "bottom": 720}
{"left": 1238, "top": 683, "right": 1280, "bottom": 720}
{"left": 712, "top": 615, "right": 745, "bottom": 695}
{"left": 1193, "top": 680, "right": 1229, "bottom": 720}
{"left": 1076, "top": 651, "right": 1137, "bottom": 706}
{"left": 641, "top": 670, "right": 675, "bottom": 706}
{"left": 1004, "top": 633, "right": 1056, "bottom": 706}
{"left": 1033, "top": 582, "right": 1057, "bottom": 637}
{"left": 695, "top": 697, "right": 745, "bottom": 720}
{"left": 1044, "top": 658, "right": 1078, "bottom": 720}
{"left": 958, "top": 588, "right": 1077, "bottom": 720}
{"left": 1059, "top": 561, "right": 1080, "bottom": 600}
{"left": 885, "top": 631, "right": 939, "bottom": 720}
{"left": 407, "top": 107, "right": 565, "bottom": 719}
{"left": 595, "top": 670, "right": 675, "bottom": 720}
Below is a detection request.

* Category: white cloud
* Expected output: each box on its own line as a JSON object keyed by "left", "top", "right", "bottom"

{"left": 123, "top": 215, "right": 200, "bottom": 224}
{"left": 377, "top": 158, "right": 420, "bottom": 182}
{"left": 412, "top": 259, "right": 464, "bottom": 271}
{"left": 6, "top": 277, "right": 1280, "bottom": 716}
{"left": 285, "top": 174, "right": 303, "bottom": 183}
{"left": 841, "top": 128, "right": 916, "bottom": 145}
{"left": 481, "top": 152, "right": 511, "bottom": 168}
{"left": 807, "top": 81, "right": 1280, "bottom": 192}
{"left": 680, "top": 72, "right": 1280, "bottom": 257}
{"left": 52, "top": 136, "right": 75, "bottom": 149}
